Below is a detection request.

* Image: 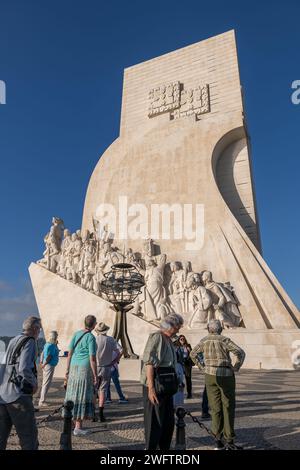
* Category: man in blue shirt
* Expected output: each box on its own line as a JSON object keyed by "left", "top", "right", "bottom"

{"left": 38, "top": 331, "right": 59, "bottom": 408}
{"left": 0, "top": 316, "right": 41, "bottom": 450}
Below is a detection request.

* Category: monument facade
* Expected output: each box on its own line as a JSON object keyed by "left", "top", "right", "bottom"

{"left": 29, "top": 30, "right": 300, "bottom": 369}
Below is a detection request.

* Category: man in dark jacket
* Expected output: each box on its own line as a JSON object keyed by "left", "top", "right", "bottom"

{"left": 0, "top": 316, "right": 41, "bottom": 450}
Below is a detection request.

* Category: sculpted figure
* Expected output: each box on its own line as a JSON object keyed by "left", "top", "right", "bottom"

{"left": 46, "top": 234, "right": 60, "bottom": 273}
{"left": 79, "top": 239, "right": 96, "bottom": 290}
{"left": 189, "top": 276, "right": 213, "bottom": 328}
{"left": 49, "top": 217, "right": 64, "bottom": 252}
{"left": 142, "top": 238, "right": 154, "bottom": 267}
{"left": 144, "top": 254, "right": 167, "bottom": 321}
{"left": 182, "top": 261, "right": 196, "bottom": 313}
{"left": 57, "top": 229, "right": 72, "bottom": 278}
{"left": 157, "top": 297, "right": 173, "bottom": 321}
{"left": 37, "top": 232, "right": 52, "bottom": 269}
{"left": 67, "top": 233, "right": 82, "bottom": 283}
{"left": 38, "top": 217, "right": 64, "bottom": 273}
{"left": 201, "top": 271, "right": 242, "bottom": 328}
{"left": 125, "top": 248, "right": 139, "bottom": 266}
{"left": 64, "top": 233, "right": 75, "bottom": 282}
{"left": 169, "top": 261, "right": 185, "bottom": 313}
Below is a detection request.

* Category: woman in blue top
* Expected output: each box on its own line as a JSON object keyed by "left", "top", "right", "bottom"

{"left": 64, "top": 315, "right": 97, "bottom": 436}
{"left": 38, "top": 331, "right": 59, "bottom": 408}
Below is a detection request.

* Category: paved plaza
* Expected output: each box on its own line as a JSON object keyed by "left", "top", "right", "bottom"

{"left": 6, "top": 368, "right": 300, "bottom": 450}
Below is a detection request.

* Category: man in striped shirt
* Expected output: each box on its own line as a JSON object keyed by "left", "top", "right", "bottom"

{"left": 190, "top": 319, "right": 245, "bottom": 450}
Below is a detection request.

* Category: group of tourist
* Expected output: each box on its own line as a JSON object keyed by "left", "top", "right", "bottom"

{"left": 0, "top": 315, "right": 128, "bottom": 448}
{"left": 0, "top": 311, "right": 245, "bottom": 450}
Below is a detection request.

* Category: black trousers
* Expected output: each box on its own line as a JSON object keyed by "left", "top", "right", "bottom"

{"left": 185, "top": 373, "right": 192, "bottom": 397}
{"left": 143, "top": 386, "right": 175, "bottom": 450}
{"left": 184, "top": 365, "right": 192, "bottom": 397}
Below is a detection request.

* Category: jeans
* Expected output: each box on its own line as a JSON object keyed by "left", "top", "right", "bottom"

{"left": 106, "top": 368, "right": 126, "bottom": 401}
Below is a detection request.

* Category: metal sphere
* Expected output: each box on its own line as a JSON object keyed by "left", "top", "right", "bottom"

{"left": 100, "top": 263, "right": 145, "bottom": 307}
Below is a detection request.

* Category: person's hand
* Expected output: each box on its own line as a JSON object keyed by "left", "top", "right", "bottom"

{"left": 148, "top": 386, "right": 159, "bottom": 405}
{"left": 93, "top": 375, "right": 98, "bottom": 386}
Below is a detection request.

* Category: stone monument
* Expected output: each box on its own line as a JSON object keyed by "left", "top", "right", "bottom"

{"left": 29, "top": 30, "right": 300, "bottom": 369}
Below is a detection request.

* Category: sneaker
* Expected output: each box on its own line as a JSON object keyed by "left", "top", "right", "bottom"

{"left": 201, "top": 412, "right": 211, "bottom": 420}
{"left": 73, "top": 428, "right": 91, "bottom": 436}
{"left": 118, "top": 399, "right": 129, "bottom": 404}
{"left": 214, "top": 440, "right": 225, "bottom": 450}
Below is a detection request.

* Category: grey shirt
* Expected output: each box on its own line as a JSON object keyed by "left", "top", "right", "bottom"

{"left": 95, "top": 334, "right": 119, "bottom": 370}
{"left": 0, "top": 334, "right": 38, "bottom": 404}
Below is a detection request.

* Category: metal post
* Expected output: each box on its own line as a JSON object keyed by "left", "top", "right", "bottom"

{"left": 59, "top": 400, "right": 73, "bottom": 450}
{"left": 112, "top": 305, "right": 138, "bottom": 359}
{"left": 175, "top": 407, "right": 186, "bottom": 450}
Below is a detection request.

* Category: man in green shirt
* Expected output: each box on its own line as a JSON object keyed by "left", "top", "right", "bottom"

{"left": 141, "top": 313, "right": 184, "bottom": 450}
{"left": 190, "top": 319, "right": 245, "bottom": 450}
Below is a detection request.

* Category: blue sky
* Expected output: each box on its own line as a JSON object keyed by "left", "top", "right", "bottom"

{"left": 0, "top": 0, "right": 299, "bottom": 335}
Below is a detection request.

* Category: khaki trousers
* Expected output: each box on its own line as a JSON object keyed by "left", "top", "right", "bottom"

{"left": 205, "top": 373, "right": 236, "bottom": 442}
{"left": 39, "top": 364, "right": 55, "bottom": 404}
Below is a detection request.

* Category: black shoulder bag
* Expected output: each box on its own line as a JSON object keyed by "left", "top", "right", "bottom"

{"left": 9, "top": 336, "right": 36, "bottom": 394}
{"left": 154, "top": 335, "right": 178, "bottom": 397}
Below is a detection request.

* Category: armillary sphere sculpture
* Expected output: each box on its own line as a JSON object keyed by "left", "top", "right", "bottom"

{"left": 100, "top": 263, "right": 145, "bottom": 359}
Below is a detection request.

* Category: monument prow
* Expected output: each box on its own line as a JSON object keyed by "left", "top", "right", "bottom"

{"left": 30, "top": 30, "right": 299, "bottom": 370}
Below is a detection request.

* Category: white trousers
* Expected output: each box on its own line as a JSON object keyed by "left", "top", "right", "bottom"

{"left": 39, "top": 364, "right": 55, "bottom": 404}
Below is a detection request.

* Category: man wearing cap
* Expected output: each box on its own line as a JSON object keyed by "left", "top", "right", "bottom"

{"left": 94, "top": 322, "right": 121, "bottom": 422}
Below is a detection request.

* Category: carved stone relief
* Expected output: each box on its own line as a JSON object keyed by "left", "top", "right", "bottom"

{"left": 37, "top": 218, "right": 243, "bottom": 330}
{"left": 148, "top": 81, "right": 210, "bottom": 121}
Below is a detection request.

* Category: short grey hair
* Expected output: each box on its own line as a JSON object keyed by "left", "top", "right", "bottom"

{"left": 160, "top": 313, "right": 184, "bottom": 331}
{"left": 48, "top": 330, "right": 58, "bottom": 343}
{"left": 208, "top": 319, "right": 223, "bottom": 334}
{"left": 22, "top": 316, "right": 41, "bottom": 333}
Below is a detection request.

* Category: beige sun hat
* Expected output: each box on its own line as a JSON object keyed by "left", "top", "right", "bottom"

{"left": 95, "top": 322, "right": 110, "bottom": 334}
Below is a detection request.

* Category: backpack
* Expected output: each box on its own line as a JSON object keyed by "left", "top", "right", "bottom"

{"left": 8, "top": 336, "right": 36, "bottom": 394}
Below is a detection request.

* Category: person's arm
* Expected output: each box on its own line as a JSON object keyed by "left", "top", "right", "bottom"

{"left": 40, "top": 350, "right": 44, "bottom": 366}
{"left": 110, "top": 350, "right": 122, "bottom": 367}
{"left": 42, "top": 353, "right": 52, "bottom": 368}
{"left": 226, "top": 339, "right": 246, "bottom": 372}
{"left": 18, "top": 339, "right": 38, "bottom": 394}
{"left": 89, "top": 355, "right": 97, "bottom": 385}
{"left": 146, "top": 364, "right": 159, "bottom": 405}
{"left": 89, "top": 335, "right": 98, "bottom": 385}
{"left": 142, "top": 333, "right": 162, "bottom": 404}
{"left": 190, "top": 341, "right": 205, "bottom": 371}
{"left": 65, "top": 350, "right": 73, "bottom": 380}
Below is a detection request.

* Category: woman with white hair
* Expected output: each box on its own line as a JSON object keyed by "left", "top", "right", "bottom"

{"left": 141, "top": 313, "right": 184, "bottom": 450}
{"left": 38, "top": 330, "right": 59, "bottom": 408}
